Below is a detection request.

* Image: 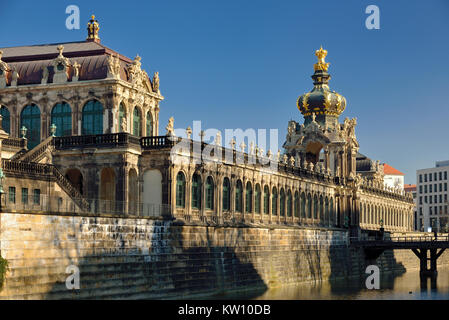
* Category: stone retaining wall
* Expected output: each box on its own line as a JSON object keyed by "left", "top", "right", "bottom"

{"left": 0, "top": 212, "right": 446, "bottom": 299}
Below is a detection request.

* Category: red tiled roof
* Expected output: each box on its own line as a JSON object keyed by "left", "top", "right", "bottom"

{"left": 383, "top": 163, "right": 404, "bottom": 176}
{"left": 404, "top": 184, "right": 416, "bottom": 192}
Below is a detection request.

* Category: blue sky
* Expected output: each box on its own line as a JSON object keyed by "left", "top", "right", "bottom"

{"left": 1, "top": 0, "right": 448, "bottom": 184}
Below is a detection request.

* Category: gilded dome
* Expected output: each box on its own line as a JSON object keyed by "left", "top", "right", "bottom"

{"left": 297, "top": 47, "right": 346, "bottom": 117}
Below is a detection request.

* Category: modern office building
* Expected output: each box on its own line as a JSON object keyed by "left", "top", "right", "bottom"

{"left": 416, "top": 161, "right": 449, "bottom": 231}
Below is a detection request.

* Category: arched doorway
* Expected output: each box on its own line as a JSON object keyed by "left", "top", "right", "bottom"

{"left": 143, "top": 169, "right": 163, "bottom": 216}
{"left": 65, "top": 169, "right": 83, "bottom": 195}
{"left": 100, "top": 168, "right": 115, "bottom": 213}
{"left": 128, "top": 169, "right": 138, "bottom": 214}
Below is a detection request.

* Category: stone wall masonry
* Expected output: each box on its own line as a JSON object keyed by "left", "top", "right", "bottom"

{"left": 0, "top": 212, "right": 447, "bottom": 299}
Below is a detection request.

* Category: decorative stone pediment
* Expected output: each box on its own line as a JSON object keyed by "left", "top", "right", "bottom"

{"left": 126, "top": 55, "right": 154, "bottom": 94}
{"left": 52, "top": 45, "right": 71, "bottom": 84}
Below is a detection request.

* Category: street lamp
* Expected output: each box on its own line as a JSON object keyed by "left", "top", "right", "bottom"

{"left": 20, "top": 126, "right": 27, "bottom": 139}
{"left": 50, "top": 123, "right": 57, "bottom": 137}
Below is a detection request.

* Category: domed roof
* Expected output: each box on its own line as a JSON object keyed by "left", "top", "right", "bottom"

{"left": 297, "top": 47, "right": 346, "bottom": 117}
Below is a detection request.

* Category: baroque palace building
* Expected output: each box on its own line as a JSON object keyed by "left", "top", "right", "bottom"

{"left": 0, "top": 16, "right": 414, "bottom": 233}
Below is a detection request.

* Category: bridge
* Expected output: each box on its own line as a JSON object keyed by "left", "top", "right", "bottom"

{"left": 351, "top": 235, "right": 449, "bottom": 278}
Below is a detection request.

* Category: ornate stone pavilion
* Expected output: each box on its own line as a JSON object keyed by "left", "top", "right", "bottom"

{"left": 0, "top": 16, "right": 414, "bottom": 233}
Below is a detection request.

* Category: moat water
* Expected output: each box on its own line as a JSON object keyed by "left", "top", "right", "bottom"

{"left": 210, "top": 266, "right": 449, "bottom": 300}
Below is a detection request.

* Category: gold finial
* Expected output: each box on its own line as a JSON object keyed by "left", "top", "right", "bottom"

{"left": 314, "top": 46, "right": 330, "bottom": 72}
{"left": 87, "top": 14, "right": 100, "bottom": 42}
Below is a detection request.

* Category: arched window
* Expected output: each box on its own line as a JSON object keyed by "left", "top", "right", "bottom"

{"left": 294, "top": 191, "right": 299, "bottom": 217}
{"left": 245, "top": 182, "right": 252, "bottom": 213}
{"left": 319, "top": 195, "right": 324, "bottom": 220}
{"left": 235, "top": 180, "right": 243, "bottom": 212}
{"left": 82, "top": 100, "right": 103, "bottom": 135}
{"left": 146, "top": 111, "right": 153, "bottom": 136}
{"left": 287, "top": 190, "right": 292, "bottom": 217}
{"left": 313, "top": 195, "right": 318, "bottom": 219}
{"left": 133, "top": 107, "right": 141, "bottom": 136}
{"left": 325, "top": 197, "right": 329, "bottom": 224}
{"left": 21, "top": 104, "right": 41, "bottom": 149}
{"left": 223, "top": 178, "right": 230, "bottom": 211}
{"left": 301, "top": 192, "right": 306, "bottom": 218}
{"left": 0, "top": 106, "right": 10, "bottom": 134}
{"left": 280, "top": 188, "right": 285, "bottom": 216}
{"left": 176, "top": 172, "right": 186, "bottom": 208}
{"left": 307, "top": 194, "right": 312, "bottom": 218}
{"left": 51, "top": 102, "right": 72, "bottom": 136}
{"left": 191, "top": 174, "right": 202, "bottom": 209}
{"left": 118, "top": 103, "right": 125, "bottom": 132}
{"left": 272, "top": 187, "right": 278, "bottom": 215}
{"left": 205, "top": 176, "right": 214, "bottom": 210}
{"left": 263, "top": 185, "right": 269, "bottom": 215}
{"left": 255, "top": 184, "right": 261, "bottom": 214}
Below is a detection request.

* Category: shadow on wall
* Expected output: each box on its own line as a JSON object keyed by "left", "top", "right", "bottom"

{"left": 326, "top": 230, "right": 407, "bottom": 296}
{"left": 44, "top": 218, "right": 267, "bottom": 300}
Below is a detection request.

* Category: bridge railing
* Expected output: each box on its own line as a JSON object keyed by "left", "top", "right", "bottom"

{"left": 351, "top": 235, "right": 449, "bottom": 243}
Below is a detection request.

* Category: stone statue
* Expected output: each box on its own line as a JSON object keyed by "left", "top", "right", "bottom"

{"left": 239, "top": 141, "right": 246, "bottom": 152}
{"left": 229, "top": 138, "right": 236, "bottom": 150}
{"left": 120, "top": 116, "right": 127, "bottom": 132}
{"left": 249, "top": 141, "right": 254, "bottom": 155}
{"left": 41, "top": 66, "right": 49, "bottom": 84}
{"left": 11, "top": 68, "right": 19, "bottom": 86}
{"left": 165, "top": 117, "right": 174, "bottom": 136}
{"left": 215, "top": 131, "right": 221, "bottom": 146}
{"left": 186, "top": 126, "right": 192, "bottom": 139}
{"left": 276, "top": 150, "right": 281, "bottom": 162}
{"left": 72, "top": 61, "right": 80, "bottom": 81}
{"left": 152, "top": 72, "right": 160, "bottom": 93}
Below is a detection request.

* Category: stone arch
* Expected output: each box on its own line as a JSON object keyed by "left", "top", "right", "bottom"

{"left": 176, "top": 171, "right": 186, "bottom": 208}
{"left": 222, "top": 177, "right": 231, "bottom": 211}
{"left": 235, "top": 179, "right": 243, "bottom": 213}
{"left": 128, "top": 168, "right": 138, "bottom": 214}
{"left": 82, "top": 99, "right": 103, "bottom": 135}
{"left": 65, "top": 168, "right": 83, "bottom": 195}
{"left": 100, "top": 168, "right": 116, "bottom": 213}
{"left": 301, "top": 192, "right": 306, "bottom": 218}
{"left": 51, "top": 102, "right": 72, "bottom": 137}
{"left": 245, "top": 181, "right": 253, "bottom": 213}
{"left": 143, "top": 169, "right": 163, "bottom": 216}
{"left": 307, "top": 193, "right": 312, "bottom": 219}
{"left": 205, "top": 176, "right": 214, "bottom": 211}
{"left": 313, "top": 194, "right": 318, "bottom": 219}
{"left": 263, "top": 185, "right": 270, "bottom": 215}
{"left": 20, "top": 104, "right": 41, "bottom": 149}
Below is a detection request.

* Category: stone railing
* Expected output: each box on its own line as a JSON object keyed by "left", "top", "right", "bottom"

{"left": 53, "top": 133, "right": 140, "bottom": 150}
{"left": 51, "top": 165, "right": 90, "bottom": 210}
{"left": 2, "top": 159, "right": 89, "bottom": 211}
{"left": 18, "top": 136, "right": 54, "bottom": 163}
{"left": 2, "top": 159, "right": 52, "bottom": 176}
{"left": 140, "top": 135, "right": 177, "bottom": 149}
{"left": 360, "top": 181, "right": 414, "bottom": 203}
{"left": 3, "top": 137, "right": 27, "bottom": 149}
